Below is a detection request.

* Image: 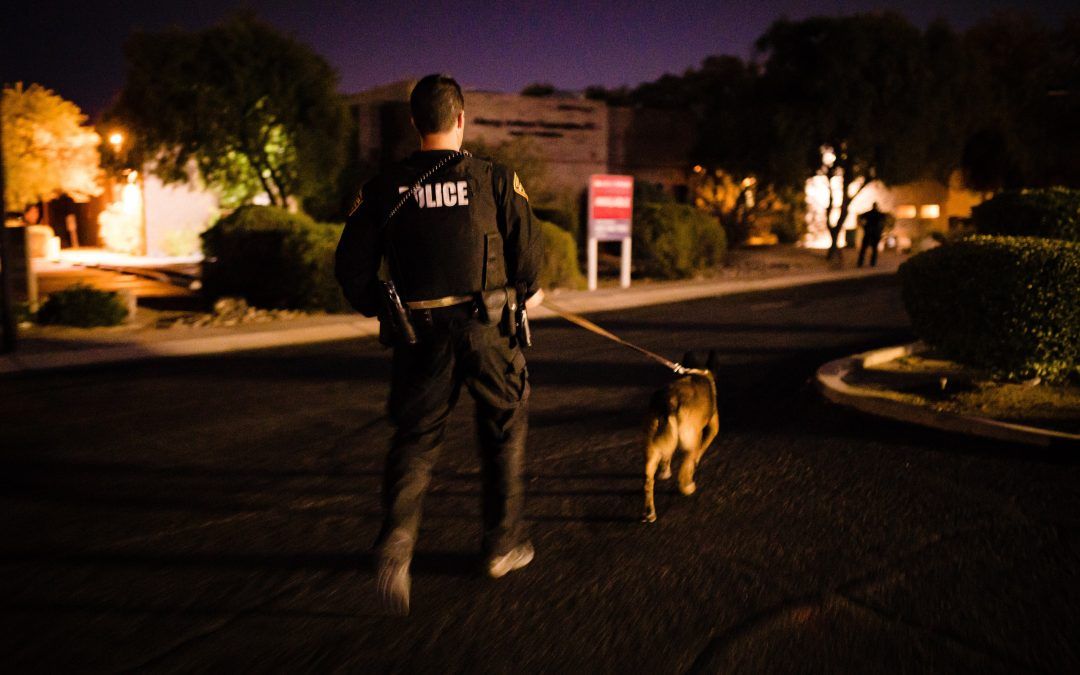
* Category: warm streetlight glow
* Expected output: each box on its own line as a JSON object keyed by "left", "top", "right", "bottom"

{"left": 109, "top": 131, "right": 124, "bottom": 149}
{"left": 692, "top": 164, "right": 704, "bottom": 173}
{"left": 98, "top": 170, "right": 143, "bottom": 254}
{"left": 919, "top": 204, "right": 940, "bottom": 219}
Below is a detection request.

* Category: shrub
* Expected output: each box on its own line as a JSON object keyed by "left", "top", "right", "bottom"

{"left": 538, "top": 219, "right": 585, "bottom": 289}
{"left": 36, "top": 285, "right": 129, "bottom": 327}
{"left": 534, "top": 203, "right": 579, "bottom": 238}
{"left": 764, "top": 188, "right": 808, "bottom": 244}
{"left": 899, "top": 236, "right": 1080, "bottom": 382}
{"left": 201, "top": 205, "right": 349, "bottom": 311}
{"left": 632, "top": 203, "right": 727, "bottom": 279}
{"left": 971, "top": 187, "right": 1080, "bottom": 242}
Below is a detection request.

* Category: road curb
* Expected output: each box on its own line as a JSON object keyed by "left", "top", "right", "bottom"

{"left": 2, "top": 267, "right": 893, "bottom": 375}
{"left": 0, "top": 320, "right": 381, "bottom": 375}
{"left": 816, "top": 343, "right": 1080, "bottom": 449}
{"left": 529, "top": 267, "right": 893, "bottom": 320}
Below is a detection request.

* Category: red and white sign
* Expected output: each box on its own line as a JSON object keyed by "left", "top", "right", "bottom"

{"left": 588, "top": 174, "right": 633, "bottom": 241}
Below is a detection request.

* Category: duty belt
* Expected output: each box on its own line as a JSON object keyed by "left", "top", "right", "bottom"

{"left": 406, "top": 294, "right": 474, "bottom": 310}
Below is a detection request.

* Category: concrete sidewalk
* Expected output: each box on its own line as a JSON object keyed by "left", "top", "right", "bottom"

{"left": 1, "top": 247, "right": 901, "bottom": 375}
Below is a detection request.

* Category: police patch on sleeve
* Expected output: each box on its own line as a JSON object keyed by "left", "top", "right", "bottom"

{"left": 512, "top": 172, "right": 529, "bottom": 201}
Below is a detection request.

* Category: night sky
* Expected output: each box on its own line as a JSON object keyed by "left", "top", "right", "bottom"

{"left": 2, "top": 0, "right": 1075, "bottom": 118}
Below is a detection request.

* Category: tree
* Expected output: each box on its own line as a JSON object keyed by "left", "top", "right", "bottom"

{"left": 583, "top": 85, "right": 630, "bottom": 104}
{"left": 960, "top": 13, "right": 1080, "bottom": 190}
{"left": 106, "top": 14, "right": 345, "bottom": 211}
{"left": 521, "top": 82, "right": 556, "bottom": 97}
{"left": 465, "top": 136, "right": 555, "bottom": 206}
{"left": 2, "top": 83, "right": 102, "bottom": 210}
{"left": 753, "top": 14, "right": 937, "bottom": 258}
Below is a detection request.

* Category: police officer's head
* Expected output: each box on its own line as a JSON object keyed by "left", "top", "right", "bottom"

{"left": 410, "top": 74, "right": 465, "bottom": 148}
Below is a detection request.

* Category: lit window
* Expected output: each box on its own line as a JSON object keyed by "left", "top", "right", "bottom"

{"left": 920, "top": 204, "right": 940, "bottom": 218}
{"left": 896, "top": 205, "right": 917, "bottom": 219}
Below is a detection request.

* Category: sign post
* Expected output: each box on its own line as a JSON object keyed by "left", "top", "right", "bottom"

{"left": 586, "top": 174, "right": 634, "bottom": 291}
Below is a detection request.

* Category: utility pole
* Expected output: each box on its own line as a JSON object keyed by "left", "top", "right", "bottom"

{"left": 0, "top": 101, "right": 17, "bottom": 354}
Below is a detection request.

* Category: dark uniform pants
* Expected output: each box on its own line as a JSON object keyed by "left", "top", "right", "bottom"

{"left": 858, "top": 234, "right": 881, "bottom": 267}
{"left": 376, "top": 306, "right": 530, "bottom": 562}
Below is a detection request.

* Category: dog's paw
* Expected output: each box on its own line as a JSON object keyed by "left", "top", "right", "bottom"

{"left": 679, "top": 482, "right": 697, "bottom": 496}
{"left": 658, "top": 467, "right": 672, "bottom": 480}
{"left": 642, "top": 511, "right": 657, "bottom": 523}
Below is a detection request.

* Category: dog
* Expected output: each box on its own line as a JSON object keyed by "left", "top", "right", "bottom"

{"left": 642, "top": 351, "right": 720, "bottom": 523}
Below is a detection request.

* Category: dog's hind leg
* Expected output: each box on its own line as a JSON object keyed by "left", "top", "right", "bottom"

{"left": 658, "top": 456, "right": 672, "bottom": 480}
{"left": 677, "top": 423, "right": 702, "bottom": 496}
{"left": 643, "top": 452, "right": 661, "bottom": 523}
{"left": 677, "top": 455, "right": 698, "bottom": 495}
{"left": 643, "top": 418, "right": 677, "bottom": 522}
{"left": 699, "top": 413, "right": 719, "bottom": 462}
{"left": 684, "top": 415, "right": 720, "bottom": 495}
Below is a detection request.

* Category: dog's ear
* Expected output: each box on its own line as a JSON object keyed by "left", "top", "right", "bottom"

{"left": 706, "top": 349, "right": 720, "bottom": 375}
{"left": 682, "top": 351, "right": 701, "bottom": 369}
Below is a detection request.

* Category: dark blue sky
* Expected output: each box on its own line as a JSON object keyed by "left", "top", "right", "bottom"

{"left": 2, "top": 0, "right": 1074, "bottom": 117}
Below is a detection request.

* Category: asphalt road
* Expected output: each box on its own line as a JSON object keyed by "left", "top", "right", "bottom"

{"left": 2, "top": 276, "right": 1078, "bottom": 672}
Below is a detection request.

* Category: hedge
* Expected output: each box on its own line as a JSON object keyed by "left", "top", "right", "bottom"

{"left": 632, "top": 203, "right": 727, "bottom": 279}
{"left": 971, "top": 187, "right": 1080, "bottom": 242}
{"left": 533, "top": 192, "right": 582, "bottom": 239}
{"left": 899, "top": 235, "right": 1080, "bottom": 382}
{"left": 201, "top": 206, "right": 349, "bottom": 312}
{"left": 37, "top": 285, "right": 128, "bottom": 327}
{"left": 538, "top": 219, "right": 585, "bottom": 290}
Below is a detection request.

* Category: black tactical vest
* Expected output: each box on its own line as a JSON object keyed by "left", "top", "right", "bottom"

{"left": 380, "top": 152, "right": 507, "bottom": 302}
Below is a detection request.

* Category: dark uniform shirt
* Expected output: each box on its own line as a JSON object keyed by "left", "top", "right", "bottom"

{"left": 861, "top": 208, "right": 887, "bottom": 240}
{"left": 335, "top": 150, "right": 543, "bottom": 317}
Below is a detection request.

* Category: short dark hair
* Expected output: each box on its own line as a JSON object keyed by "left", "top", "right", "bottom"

{"left": 410, "top": 74, "right": 464, "bottom": 135}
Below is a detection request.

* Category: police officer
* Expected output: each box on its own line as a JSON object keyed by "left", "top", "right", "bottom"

{"left": 857, "top": 202, "right": 887, "bottom": 268}
{"left": 335, "top": 74, "right": 544, "bottom": 615}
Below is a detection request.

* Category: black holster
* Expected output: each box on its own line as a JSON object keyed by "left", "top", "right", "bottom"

{"left": 476, "top": 286, "right": 531, "bottom": 348}
{"left": 514, "top": 283, "right": 532, "bottom": 349}
{"left": 477, "top": 287, "right": 516, "bottom": 333}
{"left": 378, "top": 280, "right": 417, "bottom": 346}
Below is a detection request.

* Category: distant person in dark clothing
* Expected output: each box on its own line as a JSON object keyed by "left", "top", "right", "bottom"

{"left": 857, "top": 202, "right": 887, "bottom": 268}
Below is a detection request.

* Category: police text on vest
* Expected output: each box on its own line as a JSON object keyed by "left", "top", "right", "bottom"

{"left": 399, "top": 181, "right": 469, "bottom": 208}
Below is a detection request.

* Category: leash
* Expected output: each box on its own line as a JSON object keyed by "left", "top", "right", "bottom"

{"left": 541, "top": 300, "right": 687, "bottom": 374}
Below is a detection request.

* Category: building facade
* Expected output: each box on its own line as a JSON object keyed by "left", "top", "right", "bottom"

{"left": 347, "top": 81, "right": 696, "bottom": 200}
